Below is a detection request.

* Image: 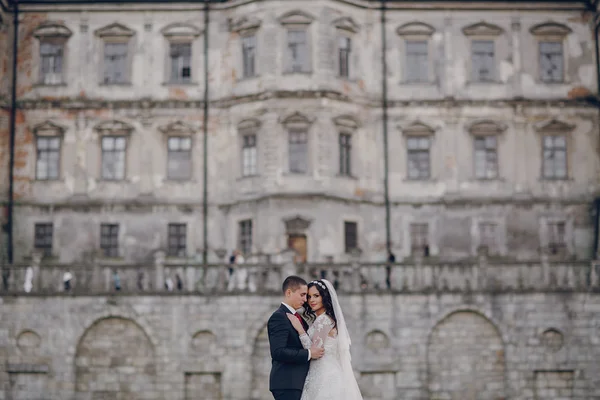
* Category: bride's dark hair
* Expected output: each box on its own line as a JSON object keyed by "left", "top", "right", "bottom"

{"left": 303, "top": 280, "right": 337, "bottom": 330}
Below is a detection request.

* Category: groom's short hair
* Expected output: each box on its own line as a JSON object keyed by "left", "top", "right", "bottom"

{"left": 282, "top": 276, "right": 307, "bottom": 293}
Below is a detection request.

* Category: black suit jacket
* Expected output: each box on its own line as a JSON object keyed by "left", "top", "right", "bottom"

{"left": 268, "top": 304, "right": 310, "bottom": 391}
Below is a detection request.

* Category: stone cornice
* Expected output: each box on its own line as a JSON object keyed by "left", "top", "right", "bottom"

{"left": 1, "top": 191, "right": 596, "bottom": 212}
{"left": 2, "top": 94, "right": 597, "bottom": 110}
{"left": 8, "top": 0, "right": 590, "bottom": 13}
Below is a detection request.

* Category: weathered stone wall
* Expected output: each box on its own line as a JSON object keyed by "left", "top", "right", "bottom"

{"left": 0, "top": 0, "right": 597, "bottom": 264}
{"left": 1, "top": 290, "right": 599, "bottom": 400}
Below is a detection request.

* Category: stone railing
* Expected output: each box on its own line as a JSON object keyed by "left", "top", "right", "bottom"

{"left": 1, "top": 255, "right": 599, "bottom": 295}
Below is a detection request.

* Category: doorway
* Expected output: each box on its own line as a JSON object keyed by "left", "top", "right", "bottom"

{"left": 287, "top": 234, "right": 307, "bottom": 263}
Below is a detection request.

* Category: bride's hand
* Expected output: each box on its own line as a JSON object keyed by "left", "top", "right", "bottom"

{"left": 286, "top": 314, "right": 305, "bottom": 333}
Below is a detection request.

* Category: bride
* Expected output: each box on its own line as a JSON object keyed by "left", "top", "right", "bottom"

{"left": 286, "top": 279, "right": 363, "bottom": 400}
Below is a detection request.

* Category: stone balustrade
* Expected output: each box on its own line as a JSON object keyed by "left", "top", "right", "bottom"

{"left": 1, "top": 254, "right": 598, "bottom": 295}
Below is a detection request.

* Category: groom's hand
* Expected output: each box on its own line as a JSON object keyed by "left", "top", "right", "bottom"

{"left": 310, "top": 345, "right": 324, "bottom": 360}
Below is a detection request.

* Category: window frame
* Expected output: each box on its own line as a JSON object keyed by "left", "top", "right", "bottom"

{"left": 333, "top": 115, "right": 360, "bottom": 178}
{"left": 34, "top": 222, "right": 54, "bottom": 257}
{"left": 95, "top": 120, "right": 134, "bottom": 182}
{"left": 462, "top": 22, "right": 504, "bottom": 84}
{"left": 282, "top": 112, "right": 312, "bottom": 175}
{"left": 530, "top": 22, "right": 571, "bottom": 84}
{"left": 238, "top": 219, "right": 253, "bottom": 256}
{"left": 161, "top": 23, "right": 202, "bottom": 85}
{"left": 33, "top": 22, "right": 73, "bottom": 86}
{"left": 167, "top": 223, "right": 187, "bottom": 257}
{"left": 344, "top": 221, "right": 358, "bottom": 253}
{"left": 410, "top": 222, "right": 430, "bottom": 257}
{"left": 166, "top": 136, "right": 193, "bottom": 181}
{"left": 241, "top": 33, "right": 258, "bottom": 79}
{"left": 95, "top": 23, "right": 135, "bottom": 85}
{"left": 32, "top": 121, "right": 65, "bottom": 181}
{"left": 535, "top": 119, "right": 574, "bottom": 181}
{"left": 100, "top": 135, "right": 128, "bottom": 181}
{"left": 100, "top": 223, "right": 120, "bottom": 258}
{"left": 279, "top": 10, "right": 314, "bottom": 74}
{"left": 396, "top": 22, "right": 435, "bottom": 84}
{"left": 238, "top": 119, "right": 261, "bottom": 178}
{"left": 468, "top": 120, "right": 505, "bottom": 181}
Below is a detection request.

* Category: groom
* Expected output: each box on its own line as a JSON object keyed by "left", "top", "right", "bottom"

{"left": 268, "top": 276, "right": 324, "bottom": 400}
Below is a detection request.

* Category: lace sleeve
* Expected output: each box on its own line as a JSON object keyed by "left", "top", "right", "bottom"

{"left": 299, "top": 333, "right": 312, "bottom": 349}
{"left": 307, "top": 314, "right": 334, "bottom": 348}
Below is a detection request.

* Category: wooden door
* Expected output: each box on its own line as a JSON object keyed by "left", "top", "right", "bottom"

{"left": 287, "top": 234, "right": 307, "bottom": 263}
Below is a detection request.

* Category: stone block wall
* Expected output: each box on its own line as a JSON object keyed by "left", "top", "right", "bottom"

{"left": 1, "top": 290, "right": 599, "bottom": 400}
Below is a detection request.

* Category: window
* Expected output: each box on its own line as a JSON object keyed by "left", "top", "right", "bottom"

{"left": 338, "top": 36, "right": 351, "bottom": 78}
{"left": 100, "top": 224, "right": 119, "bottom": 257}
{"left": 242, "top": 34, "right": 257, "bottom": 78}
{"left": 101, "top": 136, "right": 127, "bottom": 180}
{"left": 407, "top": 137, "right": 430, "bottom": 180}
{"left": 95, "top": 23, "right": 135, "bottom": 84}
{"left": 289, "top": 129, "right": 308, "bottom": 173}
{"left": 530, "top": 22, "right": 571, "bottom": 83}
{"left": 339, "top": 133, "right": 352, "bottom": 176}
{"left": 474, "top": 136, "right": 498, "bottom": 179}
{"left": 103, "top": 42, "right": 128, "bottom": 84}
{"left": 36, "top": 136, "right": 61, "bottom": 180}
{"left": 33, "top": 23, "right": 72, "bottom": 85}
{"left": 344, "top": 221, "right": 358, "bottom": 253}
{"left": 239, "top": 219, "right": 253, "bottom": 256}
{"left": 410, "top": 223, "right": 429, "bottom": 256}
{"left": 34, "top": 223, "right": 53, "bottom": 257}
{"left": 471, "top": 40, "right": 495, "bottom": 82}
{"left": 40, "top": 41, "right": 64, "bottom": 85}
{"left": 167, "top": 223, "right": 187, "bottom": 257}
{"left": 405, "top": 40, "right": 428, "bottom": 83}
{"left": 542, "top": 135, "right": 567, "bottom": 179}
{"left": 242, "top": 133, "right": 257, "bottom": 176}
{"left": 170, "top": 42, "right": 192, "bottom": 83}
{"left": 479, "top": 222, "right": 497, "bottom": 254}
{"left": 287, "top": 30, "right": 309, "bottom": 73}
{"left": 167, "top": 136, "right": 192, "bottom": 180}
{"left": 548, "top": 221, "right": 566, "bottom": 255}
{"left": 539, "top": 41, "right": 563, "bottom": 83}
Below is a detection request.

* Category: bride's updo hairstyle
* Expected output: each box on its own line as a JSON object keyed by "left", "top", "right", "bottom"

{"left": 304, "top": 279, "right": 337, "bottom": 329}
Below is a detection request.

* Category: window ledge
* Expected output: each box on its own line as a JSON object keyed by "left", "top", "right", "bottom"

{"left": 539, "top": 177, "right": 573, "bottom": 182}
{"left": 99, "top": 82, "right": 133, "bottom": 87}
{"left": 97, "top": 179, "right": 132, "bottom": 183}
{"left": 336, "top": 174, "right": 358, "bottom": 180}
{"left": 33, "top": 83, "right": 67, "bottom": 88}
{"left": 535, "top": 80, "right": 569, "bottom": 85}
{"left": 402, "top": 177, "right": 436, "bottom": 183}
{"left": 162, "top": 81, "right": 199, "bottom": 86}
{"left": 465, "top": 80, "right": 505, "bottom": 86}
{"left": 282, "top": 172, "right": 311, "bottom": 177}
{"left": 163, "top": 178, "right": 196, "bottom": 183}
{"left": 96, "top": 256, "right": 125, "bottom": 263}
{"left": 237, "top": 175, "right": 260, "bottom": 181}
{"left": 33, "top": 178, "right": 64, "bottom": 183}
{"left": 282, "top": 71, "right": 313, "bottom": 76}
{"left": 469, "top": 177, "right": 505, "bottom": 183}
{"left": 165, "top": 256, "right": 190, "bottom": 262}
{"left": 237, "top": 75, "right": 261, "bottom": 82}
{"left": 399, "top": 80, "right": 435, "bottom": 86}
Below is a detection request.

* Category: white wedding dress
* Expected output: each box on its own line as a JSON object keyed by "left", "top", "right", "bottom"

{"left": 299, "top": 314, "right": 343, "bottom": 400}
{"left": 297, "top": 279, "right": 363, "bottom": 400}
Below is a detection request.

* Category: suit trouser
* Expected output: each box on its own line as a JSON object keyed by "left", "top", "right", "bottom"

{"left": 271, "top": 389, "right": 302, "bottom": 400}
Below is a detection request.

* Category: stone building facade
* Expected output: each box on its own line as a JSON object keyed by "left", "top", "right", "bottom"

{"left": 0, "top": 0, "right": 599, "bottom": 264}
{"left": 0, "top": 1, "right": 600, "bottom": 399}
